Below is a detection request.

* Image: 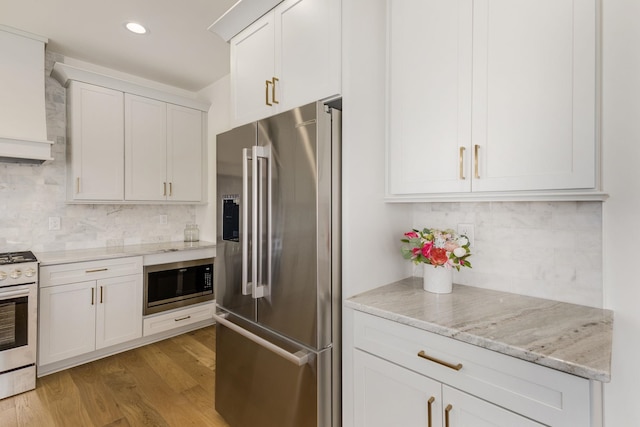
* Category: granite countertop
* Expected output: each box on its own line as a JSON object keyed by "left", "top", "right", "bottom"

{"left": 35, "top": 241, "right": 216, "bottom": 266}
{"left": 345, "top": 277, "right": 613, "bottom": 382}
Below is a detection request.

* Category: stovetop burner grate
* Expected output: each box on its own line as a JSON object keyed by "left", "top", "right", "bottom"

{"left": 0, "top": 251, "right": 37, "bottom": 265}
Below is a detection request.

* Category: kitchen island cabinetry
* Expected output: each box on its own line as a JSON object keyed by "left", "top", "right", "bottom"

{"left": 230, "top": 0, "right": 341, "bottom": 126}
{"left": 386, "top": 0, "right": 598, "bottom": 199}
{"left": 38, "top": 257, "right": 143, "bottom": 366}
{"left": 125, "top": 94, "right": 204, "bottom": 202}
{"left": 66, "top": 81, "right": 124, "bottom": 201}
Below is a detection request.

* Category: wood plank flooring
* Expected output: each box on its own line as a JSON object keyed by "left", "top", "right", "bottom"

{"left": 0, "top": 326, "right": 230, "bottom": 427}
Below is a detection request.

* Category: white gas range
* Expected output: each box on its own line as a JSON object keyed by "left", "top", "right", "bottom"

{"left": 0, "top": 251, "right": 38, "bottom": 399}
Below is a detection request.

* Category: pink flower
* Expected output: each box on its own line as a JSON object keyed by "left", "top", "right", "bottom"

{"left": 421, "top": 241, "right": 433, "bottom": 258}
{"left": 404, "top": 231, "right": 419, "bottom": 239}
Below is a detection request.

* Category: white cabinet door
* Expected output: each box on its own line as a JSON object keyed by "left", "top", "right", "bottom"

{"left": 443, "top": 386, "right": 544, "bottom": 427}
{"left": 387, "top": 0, "right": 596, "bottom": 196}
{"left": 354, "top": 349, "right": 442, "bottom": 427}
{"left": 387, "top": 0, "right": 472, "bottom": 195}
{"left": 125, "top": 94, "right": 167, "bottom": 201}
{"left": 166, "top": 104, "right": 203, "bottom": 202}
{"left": 95, "top": 274, "right": 143, "bottom": 349}
{"left": 471, "top": 0, "right": 596, "bottom": 192}
{"left": 39, "top": 281, "right": 96, "bottom": 365}
{"left": 231, "top": 12, "right": 277, "bottom": 126}
{"left": 67, "top": 82, "right": 124, "bottom": 201}
{"left": 276, "top": 0, "right": 341, "bottom": 111}
{"left": 230, "top": 0, "right": 342, "bottom": 126}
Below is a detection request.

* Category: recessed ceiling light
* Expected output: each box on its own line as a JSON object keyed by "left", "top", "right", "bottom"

{"left": 125, "top": 22, "right": 148, "bottom": 35}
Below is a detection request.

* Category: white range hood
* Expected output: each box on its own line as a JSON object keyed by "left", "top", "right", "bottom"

{"left": 0, "top": 25, "right": 53, "bottom": 164}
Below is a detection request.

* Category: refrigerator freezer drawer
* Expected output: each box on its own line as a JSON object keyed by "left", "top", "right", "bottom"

{"left": 215, "top": 316, "right": 332, "bottom": 427}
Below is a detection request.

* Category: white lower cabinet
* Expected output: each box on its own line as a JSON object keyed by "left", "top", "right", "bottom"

{"left": 142, "top": 301, "right": 215, "bottom": 337}
{"left": 354, "top": 349, "right": 542, "bottom": 427}
{"left": 38, "top": 257, "right": 143, "bottom": 366}
{"left": 352, "top": 311, "right": 596, "bottom": 427}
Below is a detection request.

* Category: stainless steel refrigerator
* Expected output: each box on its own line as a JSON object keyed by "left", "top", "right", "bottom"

{"left": 213, "top": 101, "right": 341, "bottom": 427}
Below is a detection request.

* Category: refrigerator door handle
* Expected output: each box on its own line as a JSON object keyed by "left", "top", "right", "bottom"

{"left": 251, "top": 144, "right": 272, "bottom": 299}
{"left": 241, "top": 148, "right": 253, "bottom": 296}
{"left": 213, "top": 313, "right": 311, "bottom": 366}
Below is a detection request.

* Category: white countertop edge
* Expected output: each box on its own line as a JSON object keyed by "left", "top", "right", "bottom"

{"left": 35, "top": 241, "right": 216, "bottom": 266}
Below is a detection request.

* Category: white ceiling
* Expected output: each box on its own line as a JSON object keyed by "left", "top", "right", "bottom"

{"left": 0, "top": 0, "right": 238, "bottom": 92}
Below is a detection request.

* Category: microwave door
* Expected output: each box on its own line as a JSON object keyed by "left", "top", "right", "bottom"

{"left": 216, "top": 122, "right": 257, "bottom": 321}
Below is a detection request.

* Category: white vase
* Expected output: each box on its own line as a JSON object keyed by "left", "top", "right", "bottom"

{"left": 422, "top": 264, "right": 453, "bottom": 294}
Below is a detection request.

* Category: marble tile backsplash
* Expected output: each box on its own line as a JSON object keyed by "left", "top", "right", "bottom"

{"left": 411, "top": 201, "right": 603, "bottom": 308}
{"left": 0, "top": 51, "right": 197, "bottom": 253}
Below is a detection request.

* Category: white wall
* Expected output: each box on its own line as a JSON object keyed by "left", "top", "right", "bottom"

{"left": 341, "top": 0, "right": 412, "bottom": 424}
{"left": 602, "top": 0, "right": 640, "bottom": 424}
{"left": 196, "top": 74, "right": 231, "bottom": 243}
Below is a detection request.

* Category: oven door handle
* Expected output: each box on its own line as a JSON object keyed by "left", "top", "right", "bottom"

{"left": 0, "top": 286, "right": 30, "bottom": 300}
{"left": 213, "top": 312, "right": 311, "bottom": 366}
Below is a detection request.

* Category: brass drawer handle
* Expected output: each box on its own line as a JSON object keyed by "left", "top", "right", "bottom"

{"left": 271, "top": 77, "right": 279, "bottom": 104}
{"left": 427, "top": 396, "right": 435, "bottom": 427}
{"left": 265, "top": 80, "right": 273, "bottom": 106}
{"left": 445, "top": 404, "right": 453, "bottom": 427}
{"left": 417, "top": 350, "right": 463, "bottom": 371}
{"left": 175, "top": 315, "right": 191, "bottom": 322}
{"left": 459, "top": 146, "right": 466, "bottom": 180}
{"left": 85, "top": 268, "right": 108, "bottom": 273}
{"left": 474, "top": 144, "right": 480, "bottom": 179}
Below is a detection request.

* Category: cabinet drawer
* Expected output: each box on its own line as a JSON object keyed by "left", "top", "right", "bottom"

{"left": 40, "top": 256, "right": 143, "bottom": 287}
{"left": 143, "top": 302, "right": 215, "bottom": 336}
{"left": 353, "top": 311, "right": 591, "bottom": 427}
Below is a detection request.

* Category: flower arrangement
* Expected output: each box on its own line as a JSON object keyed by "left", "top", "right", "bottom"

{"left": 401, "top": 228, "right": 472, "bottom": 270}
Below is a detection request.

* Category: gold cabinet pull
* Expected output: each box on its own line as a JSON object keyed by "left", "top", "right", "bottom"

{"left": 169, "top": 182, "right": 173, "bottom": 197}
{"left": 474, "top": 144, "right": 480, "bottom": 179}
{"left": 85, "top": 268, "right": 108, "bottom": 273}
{"left": 163, "top": 182, "right": 167, "bottom": 196}
{"left": 265, "top": 80, "right": 273, "bottom": 106}
{"left": 100, "top": 286, "right": 103, "bottom": 304}
{"left": 459, "top": 147, "right": 466, "bottom": 180}
{"left": 76, "top": 177, "right": 80, "bottom": 194}
{"left": 271, "top": 77, "right": 279, "bottom": 104}
{"left": 427, "top": 396, "right": 435, "bottom": 427}
{"left": 417, "top": 351, "right": 463, "bottom": 371}
{"left": 445, "top": 404, "right": 453, "bottom": 427}
{"left": 91, "top": 287, "right": 95, "bottom": 305}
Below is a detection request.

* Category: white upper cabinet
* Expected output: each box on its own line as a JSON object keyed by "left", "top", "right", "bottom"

{"left": 166, "top": 103, "right": 204, "bottom": 202}
{"left": 230, "top": 0, "right": 341, "bottom": 126}
{"left": 52, "top": 62, "right": 209, "bottom": 204}
{"left": 125, "top": 95, "right": 204, "bottom": 202}
{"left": 387, "top": 0, "right": 598, "bottom": 199}
{"left": 125, "top": 94, "right": 167, "bottom": 201}
{"left": 67, "top": 82, "right": 124, "bottom": 201}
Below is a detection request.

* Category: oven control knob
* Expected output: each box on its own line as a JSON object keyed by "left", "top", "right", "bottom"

{"left": 10, "top": 269, "right": 21, "bottom": 279}
{"left": 0, "top": 271, "right": 6, "bottom": 281}
{"left": 24, "top": 267, "right": 36, "bottom": 278}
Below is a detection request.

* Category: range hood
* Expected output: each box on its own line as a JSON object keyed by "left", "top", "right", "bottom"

{"left": 0, "top": 25, "right": 53, "bottom": 164}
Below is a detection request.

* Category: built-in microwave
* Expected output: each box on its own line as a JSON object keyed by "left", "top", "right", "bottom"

{"left": 143, "top": 258, "right": 214, "bottom": 315}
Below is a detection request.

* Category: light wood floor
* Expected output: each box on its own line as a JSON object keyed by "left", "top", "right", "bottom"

{"left": 0, "top": 326, "right": 230, "bottom": 427}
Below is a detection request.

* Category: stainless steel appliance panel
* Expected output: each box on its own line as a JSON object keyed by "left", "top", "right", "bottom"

{"left": 216, "top": 122, "right": 258, "bottom": 322}
{"left": 255, "top": 102, "right": 332, "bottom": 350}
{"left": 215, "top": 314, "right": 331, "bottom": 427}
